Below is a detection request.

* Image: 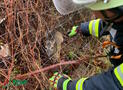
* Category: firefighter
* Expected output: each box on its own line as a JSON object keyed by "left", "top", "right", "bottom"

{"left": 49, "top": 0, "right": 123, "bottom": 90}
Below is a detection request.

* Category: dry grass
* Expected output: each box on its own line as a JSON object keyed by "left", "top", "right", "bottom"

{"left": 0, "top": 0, "right": 111, "bottom": 90}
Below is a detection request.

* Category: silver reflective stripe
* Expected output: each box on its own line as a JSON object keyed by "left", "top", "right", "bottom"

{"left": 114, "top": 48, "right": 120, "bottom": 54}
{"left": 77, "top": 78, "right": 87, "bottom": 90}
{"left": 92, "top": 20, "right": 96, "bottom": 36}
{"left": 78, "top": 79, "right": 83, "bottom": 90}
{"left": 110, "top": 28, "right": 116, "bottom": 39}
{"left": 117, "top": 66, "right": 123, "bottom": 81}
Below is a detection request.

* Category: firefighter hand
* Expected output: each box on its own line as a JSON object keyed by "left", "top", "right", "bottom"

{"left": 49, "top": 72, "right": 70, "bottom": 89}
{"left": 68, "top": 26, "right": 79, "bottom": 37}
{"left": 49, "top": 72, "right": 63, "bottom": 89}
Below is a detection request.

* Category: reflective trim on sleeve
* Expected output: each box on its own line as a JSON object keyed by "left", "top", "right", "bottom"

{"left": 95, "top": 19, "right": 100, "bottom": 37}
{"left": 92, "top": 20, "right": 97, "bottom": 36}
{"left": 89, "top": 19, "right": 101, "bottom": 37}
{"left": 76, "top": 78, "right": 87, "bottom": 90}
{"left": 63, "top": 79, "right": 71, "bottom": 90}
{"left": 114, "top": 63, "right": 123, "bottom": 86}
{"left": 89, "top": 20, "right": 94, "bottom": 35}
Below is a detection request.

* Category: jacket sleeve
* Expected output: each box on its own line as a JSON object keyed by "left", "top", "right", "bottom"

{"left": 79, "top": 19, "right": 110, "bottom": 38}
{"left": 57, "top": 63, "right": 123, "bottom": 90}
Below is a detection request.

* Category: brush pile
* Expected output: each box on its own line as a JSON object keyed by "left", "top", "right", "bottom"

{"left": 0, "top": 0, "right": 110, "bottom": 89}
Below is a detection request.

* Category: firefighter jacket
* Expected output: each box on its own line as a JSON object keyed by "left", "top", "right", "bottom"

{"left": 57, "top": 19, "right": 123, "bottom": 90}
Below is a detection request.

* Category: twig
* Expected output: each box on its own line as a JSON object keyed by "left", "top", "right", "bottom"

{"left": 15, "top": 60, "right": 80, "bottom": 79}
{"left": 15, "top": 55, "right": 106, "bottom": 79}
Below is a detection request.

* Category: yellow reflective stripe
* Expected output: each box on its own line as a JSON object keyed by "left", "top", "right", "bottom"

{"left": 63, "top": 79, "right": 71, "bottom": 90}
{"left": 114, "top": 68, "right": 123, "bottom": 86}
{"left": 76, "top": 78, "right": 87, "bottom": 90}
{"left": 120, "top": 64, "right": 123, "bottom": 75}
{"left": 89, "top": 20, "right": 95, "bottom": 35}
{"left": 114, "top": 63, "right": 123, "bottom": 86}
{"left": 95, "top": 19, "right": 100, "bottom": 37}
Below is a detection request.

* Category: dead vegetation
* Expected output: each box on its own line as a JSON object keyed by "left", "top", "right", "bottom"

{"left": 0, "top": 0, "right": 111, "bottom": 90}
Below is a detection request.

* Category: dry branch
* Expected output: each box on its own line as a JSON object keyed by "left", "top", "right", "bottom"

{"left": 15, "top": 55, "right": 106, "bottom": 79}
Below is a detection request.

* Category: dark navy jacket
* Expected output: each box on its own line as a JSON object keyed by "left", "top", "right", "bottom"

{"left": 57, "top": 20, "right": 123, "bottom": 90}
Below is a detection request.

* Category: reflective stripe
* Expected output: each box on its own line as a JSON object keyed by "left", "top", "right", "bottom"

{"left": 95, "top": 19, "right": 100, "bottom": 37}
{"left": 114, "top": 63, "right": 123, "bottom": 86}
{"left": 76, "top": 78, "right": 87, "bottom": 90}
{"left": 89, "top": 20, "right": 94, "bottom": 35}
{"left": 92, "top": 20, "right": 97, "bottom": 36}
{"left": 63, "top": 79, "right": 71, "bottom": 90}
{"left": 89, "top": 19, "right": 101, "bottom": 37}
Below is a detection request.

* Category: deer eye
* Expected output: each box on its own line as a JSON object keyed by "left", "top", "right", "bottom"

{"left": 0, "top": 45, "right": 4, "bottom": 50}
{"left": 0, "top": 46, "right": 2, "bottom": 50}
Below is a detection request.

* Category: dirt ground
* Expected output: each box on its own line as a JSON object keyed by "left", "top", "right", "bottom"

{"left": 0, "top": 0, "right": 111, "bottom": 90}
